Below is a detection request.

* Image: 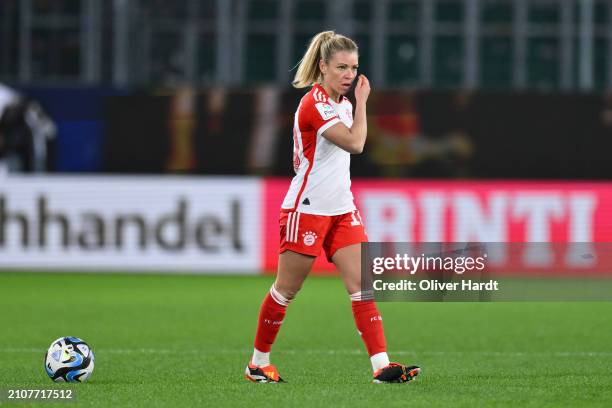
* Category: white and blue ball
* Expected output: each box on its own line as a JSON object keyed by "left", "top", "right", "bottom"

{"left": 44, "top": 337, "right": 94, "bottom": 382}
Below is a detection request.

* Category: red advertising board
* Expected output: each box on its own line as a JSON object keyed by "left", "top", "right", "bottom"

{"left": 263, "top": 178, "right": 612, "bottom": 274}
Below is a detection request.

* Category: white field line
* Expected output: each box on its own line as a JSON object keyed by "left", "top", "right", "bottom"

{"left": 4, "top": 348, "right": 612, "bottom": 358}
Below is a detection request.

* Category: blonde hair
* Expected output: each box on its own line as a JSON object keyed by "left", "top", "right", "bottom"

{"left": 292, "top": 30, "right": 358, "bottom": 88}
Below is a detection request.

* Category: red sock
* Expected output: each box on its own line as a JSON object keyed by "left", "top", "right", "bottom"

{"left": 253, "top": 291, "right": 287, "bottom": 353}
{"left": 351, "top": 300, "right": 387, "bottom": 356}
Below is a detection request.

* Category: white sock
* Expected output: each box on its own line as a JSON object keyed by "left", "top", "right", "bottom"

{"left": 252, "top": 348, "right": 270, "bottom": 367}
{"left": 269, "top": 284, "right": 291, "bottom": 306}
{"left": 370, "top": 352, "right": 390, "bottom": 371}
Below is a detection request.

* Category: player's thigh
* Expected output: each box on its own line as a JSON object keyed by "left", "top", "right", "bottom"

{"left": 331, "top": 243, "right": 362, "bottom": 295}
{"left": 274, "top": 250, "right": 316, "bottom": 299}
{"left": 326, "top": 211, "right": 368, "bottom": 295}
{"left": 276, "top": 211, "right": 330, "bottom": 299}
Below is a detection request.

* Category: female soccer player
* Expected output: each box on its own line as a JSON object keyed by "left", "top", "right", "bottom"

{"left": 245, "top": 31, "right": 420, "bottom": 384}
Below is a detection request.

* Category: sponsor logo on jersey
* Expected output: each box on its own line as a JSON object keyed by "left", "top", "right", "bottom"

{"left": 315, "top": 102, "right": 337, "bottom": 121}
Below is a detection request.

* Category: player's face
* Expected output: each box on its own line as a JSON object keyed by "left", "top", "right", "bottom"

{"left": 320, "top": 51, "right": 359, "bottom": 98}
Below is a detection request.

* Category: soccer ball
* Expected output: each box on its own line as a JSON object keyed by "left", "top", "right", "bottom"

{"left": 44, "top": 337, "right": 95, "bottom": 382}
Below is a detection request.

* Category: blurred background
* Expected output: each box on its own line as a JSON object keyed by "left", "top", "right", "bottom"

{"left": 1, "top": 0, "right": 612, "bottom": 178}
{"left": 1, "top": 0, "right": 612, "bottom": 272}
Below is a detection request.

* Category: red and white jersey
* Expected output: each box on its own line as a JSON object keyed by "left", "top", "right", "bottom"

{"left": 281, "top": 84, "right": 356, "bottom": 215}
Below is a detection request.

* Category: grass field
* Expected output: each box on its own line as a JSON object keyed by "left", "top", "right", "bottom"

{"left": 1, "top": 272, "right": 612, "bottom": 407}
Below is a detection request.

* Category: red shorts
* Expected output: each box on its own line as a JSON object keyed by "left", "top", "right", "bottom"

{"left": 279, "top": 210, "right": 368, "bottom": 261}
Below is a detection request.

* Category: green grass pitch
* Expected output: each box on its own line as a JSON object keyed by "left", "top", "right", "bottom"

{"left": 1, "top": 272, "right": 611, "bottom": 407}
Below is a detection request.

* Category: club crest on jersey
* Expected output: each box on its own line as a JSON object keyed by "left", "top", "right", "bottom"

{"left": 315, "top": 102, "right": 337, "bottom": 121}
{"left": 302, "top": 231, "right": 318, "bottom": 246}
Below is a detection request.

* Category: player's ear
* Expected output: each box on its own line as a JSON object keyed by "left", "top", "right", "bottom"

{"left": 319, "top": 58, "right": 327, "bottom": 76}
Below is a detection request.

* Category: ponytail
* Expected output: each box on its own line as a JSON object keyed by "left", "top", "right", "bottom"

{"left": 292, "top": 30, "right": 358, "bottom": 88}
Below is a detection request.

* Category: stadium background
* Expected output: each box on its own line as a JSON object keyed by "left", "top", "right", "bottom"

{"left": 1, "top": 1, "right": 612, "bottom": 407}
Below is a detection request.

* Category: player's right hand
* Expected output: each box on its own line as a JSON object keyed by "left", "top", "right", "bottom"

{"left": 354, "top": 74, "right": 371, "bottom": 104}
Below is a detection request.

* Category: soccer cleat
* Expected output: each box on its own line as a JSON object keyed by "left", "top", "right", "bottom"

{"left": 373, "top": 363, "right": 421, "bottom": 383}
{"left": 245, "top": 362, "right": 285, "bottom": 383}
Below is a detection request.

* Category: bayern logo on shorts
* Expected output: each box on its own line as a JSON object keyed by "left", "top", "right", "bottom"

{"left": 302, "top": 231, "right": 318, "bottom": 246}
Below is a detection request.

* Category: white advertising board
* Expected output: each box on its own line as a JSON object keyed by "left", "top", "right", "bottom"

{"left": 0, "top": 176, "right": 261, "bottom": 273}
